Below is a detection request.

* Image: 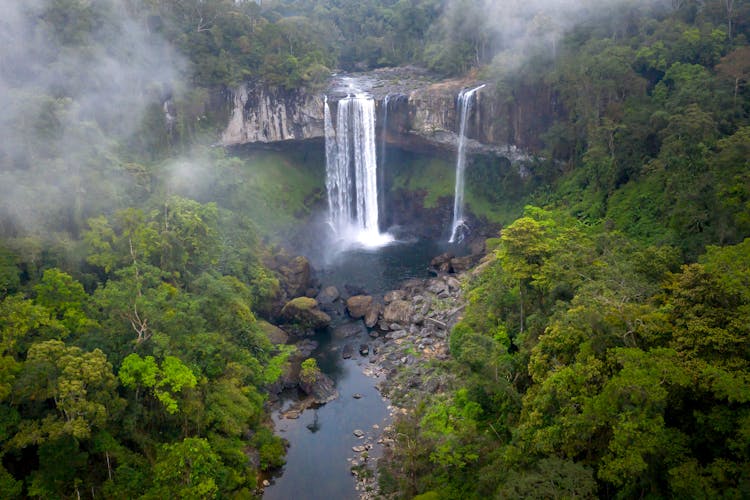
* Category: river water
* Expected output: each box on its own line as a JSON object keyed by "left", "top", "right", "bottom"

{"left": 263, "top": 238, "right": 453, "bottom": 500}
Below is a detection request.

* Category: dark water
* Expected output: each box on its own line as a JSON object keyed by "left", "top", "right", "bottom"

{"left": 263, "top": 238, "right": 457, "bottom": 500}
{"left": 317, "top": 237, "right": 456, "bottom": 295}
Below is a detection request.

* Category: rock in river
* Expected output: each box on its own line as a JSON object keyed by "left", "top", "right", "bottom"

{"left": 280, "top": 297, "right": 331, "bottom": 331}
{"left": 347, "top": 295, "right": 374, "bottom": 319}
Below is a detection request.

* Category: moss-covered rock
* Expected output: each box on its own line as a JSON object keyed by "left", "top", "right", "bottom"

{"left": 257, "top": 320, "right": 289, "bottom": 345}
{"left": 280, "top": 297, "right": 331, "bottom": 331}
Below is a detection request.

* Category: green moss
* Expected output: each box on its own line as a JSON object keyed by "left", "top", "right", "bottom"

{"left": 391, "top": 155, "right": 454, "bottom": 208}
{"left": 390, "top": 150, "right": 527, "bottom": 226}
{"left": 213, "top": 148, "right": 325, "bottom": 236}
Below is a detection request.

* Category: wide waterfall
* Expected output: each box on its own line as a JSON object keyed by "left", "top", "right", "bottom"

{"left": 449, "top": 84, "right": 485, "bottom": 243}
{"left": 325, "top": 93, "right": 392, "bottom": 248}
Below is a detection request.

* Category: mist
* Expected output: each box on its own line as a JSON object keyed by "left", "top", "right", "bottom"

{"left": 0, "top": 0, "right": 184, "bottom": 238}
{"left": 435, "top": 0, "right": 670, "bottom": 72}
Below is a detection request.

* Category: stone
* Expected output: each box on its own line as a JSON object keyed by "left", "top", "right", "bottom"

{"left": 470, "top": 238, "right": 486, "bottom": 255}
{"left": 446, "top": 276, "right": 462, "bottom": 291}
{"left": 386, "top": 330, "right": 408, "bottom": 340}
{"left": 383, "top": 300, "right": 413, "bottom": 324}
{"left": 427, "top": 280, "right": 448, "bottom": 295}
{"left": 345, "top": 284, "right": 367, "bottom": 297}
{"left": 333, "top": 321, "right": 366, "bottom": 339}
{"left": 450, "top": 255, "right": 474, "bottom": 273}
{"left": 364, "top": 303, "right": 382, "bottom": 328}
{"left": 316, "top": 285, "right": 340, "bottom": 304}
{"left": 384, "top": 289, "right": 407, "bottom": 304}
{"left": 359, "top": 344, "right": 370, "bottom": 356}
{"left": 353, "top": 393, "right": 363, "bottom": 399}
{"left": 257, "top": 320, "right": 289, "bottom": 345}
{"left": 294, "top": 339, "right": 319, "bottom": 358}
{"left": 280, "top": 297, "right": 331, "bottom": 330}
{"left": 300, "top": 371, "right": 339, "bottom": 404}
{"left": 342, "top": 344, "right": 354, "bottom": 359}
{"left": 353, "top": 429, "right": 365, "bottom": 438}
{"left": 352, "top": 445, "right": 366, "bottom": 453}
{"left": 278, "top": 255, "right": 312, "bottom": 298}
{"left": 430, "top": 252, "right": 454, "bottom": 270}
{"left": 262, "top": 480, "right": 271, "bottom": 487}
{"left": 347, "top": 295, "right": 374, "bottom": 319}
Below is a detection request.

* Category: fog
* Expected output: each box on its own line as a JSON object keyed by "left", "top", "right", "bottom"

{"left": 0, "top": 0, "right": 183, "bottom": 237}
{"left": 436, "top": 0, "right": 669, "bottom": 72}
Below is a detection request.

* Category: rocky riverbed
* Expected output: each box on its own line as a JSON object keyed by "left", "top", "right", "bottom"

{"left": 261, "top": 237, "right": 489, "bottom": 498}
{"left": 349, "top": 269, "right": 471, "bottom": 497}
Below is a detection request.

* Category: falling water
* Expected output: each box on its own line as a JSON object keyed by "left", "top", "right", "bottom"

{"left": 325, "top": 92, "right": 392, "bottom": 248}
{"left": 449, "top": 84, "right": 485, "bottom": 243}
{"left": 378, "top": 94, "right": 391, "bottom": 228}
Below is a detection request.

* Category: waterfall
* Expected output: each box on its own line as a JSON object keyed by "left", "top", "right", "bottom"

{"left": 449, "top": 84, "right": 485, "bottom": 243}
{"left": 378, "top": 94, "right": 391, "bottom": 228}
{"left": 325, "top": 93, "right": 392, "bottom": 248}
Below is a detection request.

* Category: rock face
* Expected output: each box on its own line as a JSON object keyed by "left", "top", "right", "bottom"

{"left": 221, "top": 84, "right": 324, "bottom": 145}
{"left": 280, "top": 297, "right": 331, "bottom": 331}
{"left": 220, "top": 68, "right": 545, "bottom": 159}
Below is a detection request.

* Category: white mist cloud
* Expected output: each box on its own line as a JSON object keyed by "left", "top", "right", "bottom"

{"left": 0, "top": 0, "right": 184, "bottom": 237}
{"left": 436, "top": 0, "right": 669, "bottom": 71}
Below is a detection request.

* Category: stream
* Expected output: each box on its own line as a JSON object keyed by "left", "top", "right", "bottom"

{"left": 263, "top": 238, "right": 451, "bottom": 499}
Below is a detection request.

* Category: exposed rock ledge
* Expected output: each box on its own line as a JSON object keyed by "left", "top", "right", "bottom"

{"left": 221, "top": 84, "right": 324, "bottom": 145}
{"left": 220, "top": 67, "right": 544, "bottom": 161}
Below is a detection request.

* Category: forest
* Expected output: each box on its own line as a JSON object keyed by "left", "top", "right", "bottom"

{"left": 1, "top": 0, "right": 749, "bottom": 498}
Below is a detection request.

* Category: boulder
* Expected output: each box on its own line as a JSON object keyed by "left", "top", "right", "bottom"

{"left": 257, "top": 320, "right": 289, "bottom": 345}
{"left": 316, "top": 285, "right": 341, "bottom": 304}
{"left": 293, "top": 339, "right": 319, "bottom": 359}
{"left": 300, "top": 371, "right": 338, "bottom": 404}
{"left": 345, "top": 284, "right": 367, "bottom": 297}
{"left": 469, "top": 238, "right": 486, "bottom": 256}
{"left": 347, "top": 295, "right": 374, "bottom": 319}
{"left": 333, "top": 321, "right": 366, "bottom": 339}
{"left": 430, "top": 252, "right": 454, "bottom": 268}
{"left": 280, "top": 297, "right": 331, "bottom": 330}
{"left": 430, "top": 252, "right": 454, "bottom": 273}
{"left": 342, "top": 344, "right": 354, "bottom": 359}
{"left": 384, "top": 290, "right": 407, "bottom": 304}
{"left": 450, "top": 255, "right": 475, "bottom": 273}
{"left": 278, "top": 255, "right": 312, "bottom": 298}
{"left": 364, "top": 303, "right": 382, "bottom": 328}
{"left": 359, "top": 344, "right": 370, "bottom": 356}
{"left": 383, "top": 300, "right": 413, "bottom": 324}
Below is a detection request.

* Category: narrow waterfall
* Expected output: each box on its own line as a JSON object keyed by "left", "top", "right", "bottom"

{"left": 378, "top": 94, "right": 391, "bottom": 228}
{"left": 325, "top": 93, "right": 392, "bottom": 247}
{"left": 449, "top": 84, "right": 485, "bottom": 243}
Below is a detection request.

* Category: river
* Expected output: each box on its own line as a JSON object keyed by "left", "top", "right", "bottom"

{"left": 263, "top": 238, "right": 452, "bottom": 499}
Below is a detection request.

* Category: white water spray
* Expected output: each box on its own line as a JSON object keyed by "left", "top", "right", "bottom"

{"left": 449, "top": 84, "right": 485, "bottom": 243}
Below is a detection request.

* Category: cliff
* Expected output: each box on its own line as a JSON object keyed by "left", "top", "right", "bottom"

{"left": 220, "top": 67, "right": 552, "bottom": 161}
{"left": 221, "top": 84, "right": 325, "bottom": 145}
